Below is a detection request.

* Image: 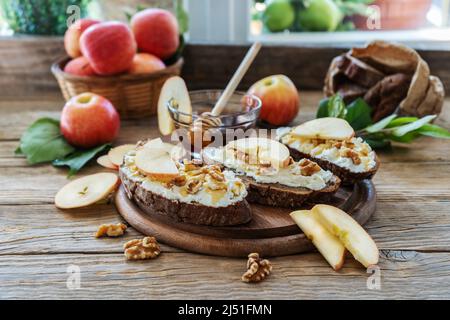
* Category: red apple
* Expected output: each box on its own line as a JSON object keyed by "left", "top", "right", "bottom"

{"left": 64, "top": 56, "right": 97, "bottom": 76}
{"left": 61, "top": 93, "right": 120, "bottom": 148}
{"left": 129, "top": 53, "right": 165, "bottom": 74}
{"left": 131, "top": 8, "right": 179, "bottom": 60}
{"left": 64, "top": 19, "right": 100, "bottom": 58}
{"left": 80, "top": 22, "right": 137, "bottom": 76}
{"left": 248, "top": 75, "right": 300, "bottom": 126}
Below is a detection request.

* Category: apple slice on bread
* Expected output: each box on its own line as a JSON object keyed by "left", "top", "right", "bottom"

{"left": 291, "top": 118, "right": 355, "bottom": 140}
{"left": 108, "top": 144, "right": 136, "bottom": 166}
{"left": 226, "top": 137, "right": 291, "bottom": 168}
{"left": 312, "top": 204, "right": 379, "bottom": 268}
{"left": 55, "top": 173, "right": 119, "bottom": 209}
{"left": 157, "top": 76, "right": 192, "bottom": 135}
{"left": 291, "top": 210, "right": 346, "bottom": 271}
{"left": 97, "top": 155, "right": 118, "bottom": 170}
{"left": 135, "top": 138, "right": 179, "bottom": 182}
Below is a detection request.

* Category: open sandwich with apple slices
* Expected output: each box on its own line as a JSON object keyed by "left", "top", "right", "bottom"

{"left": 277, "top": 118, "right": 380, "bottom": 184}
{"left": 119, "top": 138, "right": 252, "bottom": 226}
{"left": 203, "top": 137, "right": 341, "bottom": 208}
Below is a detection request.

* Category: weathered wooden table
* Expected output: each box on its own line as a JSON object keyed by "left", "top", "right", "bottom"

{"left": 1, "top": 91, "right": 449, "bottom": 300}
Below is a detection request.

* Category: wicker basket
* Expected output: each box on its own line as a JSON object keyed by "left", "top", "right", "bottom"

{"left": 51, "top": 56, "right": 183, "bottom": 119}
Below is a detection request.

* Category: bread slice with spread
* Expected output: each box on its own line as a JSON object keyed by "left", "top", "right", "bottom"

{"left": 203, "top": 137, "right": 341, "bottom": 208}
{"left": 277, "top": 118, "right": 379, "bottom": 184}
{"left": 119, "top": 138, "right": 251, "bottom": 226}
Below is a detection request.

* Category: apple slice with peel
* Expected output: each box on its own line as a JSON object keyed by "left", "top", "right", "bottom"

{"left": 108, "top": 144, "right": 136, "bottom": 166}
{"left": 226, "top": 137, "right": 291, "bottom": 168}
{"left": 97, "top": 155, "right": 118, "bottom": 170}
{"left": 291, "top": 210, "right": 346, "bottom": 271}
{"left": 312, "top": 204, "right": 379, "bottom": 268}
{"left": 135, "top": 147, "right": 179, "bottom": 182}
{"left": 292, "top": 118, "right": 355, "bottom": 140}
{"left": 158, "top": 76, "right": 192, "bottom": 135}
{"left": 55, "top": 173, "right": 119, "bottom": 209}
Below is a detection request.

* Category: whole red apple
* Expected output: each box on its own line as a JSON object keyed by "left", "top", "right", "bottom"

{"left": 131, "top": 8, "right": 179, "bottom": 60}
{"left": 64, "top": 19, "right": 100, "bottom": 58}
{"left": 61, "top": 93, "right": 120, "bottom": 148}
{"left": 64, "top": 56, "right": 97, "bottom": 76}
{"left": 80, "top": 22, "right": 137, "bottom": 76}
{"left": 129, "top": 53, "right": 165, "bottom": 74}
{"left": 248, "top": 75, "right": 300, "bottom": 126}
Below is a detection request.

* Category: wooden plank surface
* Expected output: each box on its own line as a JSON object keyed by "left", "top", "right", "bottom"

{"left": 0, "top": 91, "right": 450, "bottom": 299}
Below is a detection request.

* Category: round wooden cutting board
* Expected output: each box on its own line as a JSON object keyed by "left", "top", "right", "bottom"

{"left": 115, "top": 180, "right": 376, "bottom": 257}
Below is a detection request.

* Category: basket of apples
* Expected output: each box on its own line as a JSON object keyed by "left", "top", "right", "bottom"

{"left": 52, "top": 8, "right": 183, "bottom": 119}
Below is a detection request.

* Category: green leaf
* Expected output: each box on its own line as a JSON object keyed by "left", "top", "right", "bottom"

{"left": 53, "top": 144, "right": 111, "bottom": 177}
{"left": 328, "top": 95, "right": 347, "bottom": 118}
{"left": 387, "top": 131, "right": 421, "bottom": 143}
{"left": 316, "top": 98, "right": 330, "bottom": 118}
{"left": 417, "top": 124, "right": 450, "bottom": 139}
{"left": 391, "top": 115, "right": 437, "bottom": 137}
{"left": 386, "top": 117, "right": 418, "bottom": 128}
{"left": 365, "top": 138, "right": 391, "bottom": 149}
{"left": 15, "top": 146, "right": 23, "bottom": 155}
{"left": 365, "top": 114, "right": 397, "bottom": 133}
{"left": 345, "top": 98, "right": 373, "bottom": 130}
{"left": 19, "top": 118, "right": 75, "bottom": 164}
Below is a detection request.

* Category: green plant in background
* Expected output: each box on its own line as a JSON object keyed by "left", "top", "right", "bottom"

{"left": 317, "top": 95, "right": 450, "bottom": 149}
{"left": 0, "top": 0, "right": 91, "bottom": 35}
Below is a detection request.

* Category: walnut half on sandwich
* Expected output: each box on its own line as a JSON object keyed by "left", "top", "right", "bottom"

{"left": 277, "top": 118, "right": 380, "bottom": 184}
{"left": 203, "top": 137, "right": 341, "bottom": 208}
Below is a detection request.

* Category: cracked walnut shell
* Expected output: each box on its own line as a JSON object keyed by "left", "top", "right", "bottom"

{"left": 95, "top": 223, "right": 127, "bottom": 238}
{"left": 241, "top": 253, "right": 273, "bottom": 283}
{"left": 124, "top": 237, "right": 161, "bottom": 260}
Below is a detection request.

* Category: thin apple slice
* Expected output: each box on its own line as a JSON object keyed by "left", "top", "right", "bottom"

{"left": 158, "top": 76, "right": 192, "bottom": 135}
{"left": 97, "top": 155, "right": 118, "bottom": 170}
{"left": 55, "top": 173, "right": 119, "bottom": 209}
{"left": 108, "top": 144, "right": 136, "bottom": 166}
{"left": 292, "top": 118, "right": 355, "bottom": 140}
{"left": 291, "top": 210, "right": 346, "bottom": 271}
{"left": 226, "top": 137, "right": 291, "bottom": 168}
{"left": 312, "top": 204, "right": 379, "bottom": 268}
{"left": 135, "top": 147, "right": 179, "bottom": 182}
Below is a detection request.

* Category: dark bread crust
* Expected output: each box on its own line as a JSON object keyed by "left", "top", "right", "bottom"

{"left": 241, "top": 175, "right": 341, "bottom": 208}
{"left": 119, "top": 168, "right": 252, "bottom": 226}
{"left": 287, "top": 147, "right": 380, "bottom": 185}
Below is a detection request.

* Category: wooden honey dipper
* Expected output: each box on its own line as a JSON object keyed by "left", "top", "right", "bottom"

{"left": 191, "top": 42, "right": 262, "bottom": 137}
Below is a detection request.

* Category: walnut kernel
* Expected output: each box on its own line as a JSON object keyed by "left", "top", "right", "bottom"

{"left": 124, "top": 237, "right": 161, "bottom": 261}
{"left": 241, "top": 253, "right": 272, "bottom": 283}
{"left": 95, "top": 223, "right": 127, "bottom": 238}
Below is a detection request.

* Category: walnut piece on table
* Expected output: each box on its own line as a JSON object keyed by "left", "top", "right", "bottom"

{"left": 124, "top": 236, "right": 161, "bottom": 261}
{"left": 95, "top": 223, "right": 127, "bottom": 238}
{"left": 241, "top": 253, "right": 273, "bottom": 283}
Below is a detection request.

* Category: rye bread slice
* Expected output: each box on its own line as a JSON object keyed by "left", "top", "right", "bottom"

{"left": 241, "top": 175, "right": 341, "bottom": 208}
{"left": 287, "top": 147, "right": 379, "bottom": 185}
{"left": 119, "top": 168, "right": 252, "bottom": 227}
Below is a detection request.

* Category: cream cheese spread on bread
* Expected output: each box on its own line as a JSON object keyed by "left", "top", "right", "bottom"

{"left": 205, "top": 147, "right": 334, "bottom": 191}
{"left": 279, "top": 130, "right": 377, "bottom": 173}
{"left": 122, "top": 152, "right": 247, "bottom": 208}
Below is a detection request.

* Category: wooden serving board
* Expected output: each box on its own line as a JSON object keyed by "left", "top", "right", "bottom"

{"left": 115, "top": 180, "right": 376, "bottom": 257}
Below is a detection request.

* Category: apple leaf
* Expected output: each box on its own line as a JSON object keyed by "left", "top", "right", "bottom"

{"left": 344, "top": 98, "right": 372, "bottom": 130}
{"left": 18, "top": 118, "right": 75, "bottom": 164}
{"left": 53, "top": 144, "right": 111, "bottom": 177}
{"left": 365, "top": 114, "right": 397, "bottom": 133}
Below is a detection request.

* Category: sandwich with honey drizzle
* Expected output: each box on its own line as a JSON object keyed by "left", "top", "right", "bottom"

{"left": 277, "top": 118, "right": 380, "bottom": 184}
{"left": 119, "top": 138, "right": 251, "bottom": 226}
{"left": 203, "top": 137, "right": 341, "bottom": 208}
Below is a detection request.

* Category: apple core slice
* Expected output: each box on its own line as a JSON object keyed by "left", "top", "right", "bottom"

{"left": 158, "top": 76, "right": 192, "bottom": 135}
{"left": 55, "top": 173, "right": 119, "bottom": 209}
{"left": 226, "top": 137, "right": 291, "bottom": 168}
{"left": 108, "top": 144, "right": 136, "bottom": 166}
{"left": 97, "top": 155, "right": 118, "bottom": 169}
{"left": 312, "top": 204, "right": 379, "bottom": 268}
{"left": 135, "top": 147, "right": 179, "bottom": 182}
{"left": 292, "top": 118, "right": 355, "bottom": 140}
